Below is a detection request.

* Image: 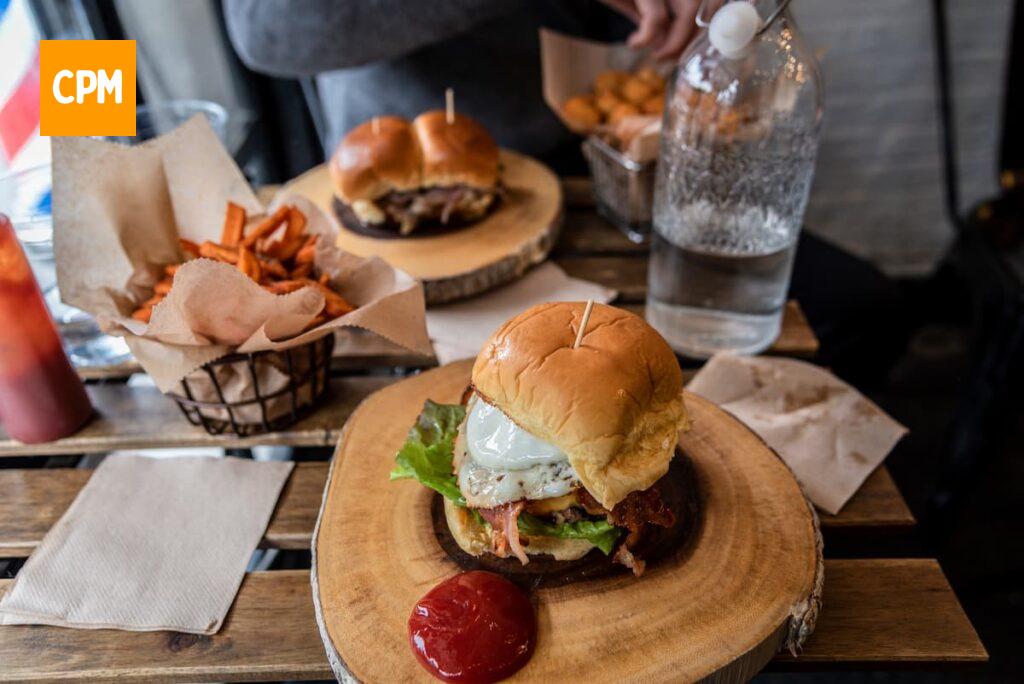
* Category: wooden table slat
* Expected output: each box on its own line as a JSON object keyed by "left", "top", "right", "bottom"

{"left": 6, "top": 301, "right": 815, "bottom": 458}
{"left": 554, "top": 209, "right": 646, "bottom": 256}
{"left": 0, "top": 462, "right": 912, "bottom": 559}
{"left": 0, "top": 376, "right": 394, "bottom": 457}
{"left": 558, "top": 255, "right": 648, "bottom": 302}
{"left": 0, "top": 560, "right": 985, "bottom": 682}
{"left": 771, "top": 559, "right": 987, "bottom": 669}
{"left": 817, "top": 466, "right": 915, "bottom": 530}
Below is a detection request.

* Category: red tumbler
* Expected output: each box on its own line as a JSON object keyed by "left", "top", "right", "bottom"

{"left": 0, "top": 214, "right": 92, "bottom": 442}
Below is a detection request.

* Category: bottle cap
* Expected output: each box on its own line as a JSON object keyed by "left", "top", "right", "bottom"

{"left": 709, "top": 1, "right": 762, "bottom": 58}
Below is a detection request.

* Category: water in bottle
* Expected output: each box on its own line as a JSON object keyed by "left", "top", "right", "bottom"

{"left": 647, "top": 0, "right": 823, "bottom": 357}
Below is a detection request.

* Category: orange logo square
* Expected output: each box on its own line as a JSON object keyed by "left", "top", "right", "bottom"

{"left": 39, "top": 40, "right": 136, "bottom": 137}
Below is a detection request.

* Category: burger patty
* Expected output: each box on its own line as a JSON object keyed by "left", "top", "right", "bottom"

{"left": 362, "top": 184, "right": 502, "bottom": 235}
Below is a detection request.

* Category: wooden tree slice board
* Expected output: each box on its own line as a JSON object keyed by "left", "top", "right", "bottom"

{"left": 311, "top": 361, "right": 823, "bottom": 683}
{"left": 283, "top": 151, "right": 563, "bottom": 304}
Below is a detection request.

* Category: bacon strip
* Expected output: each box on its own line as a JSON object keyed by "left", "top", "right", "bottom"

{"left": 477, "top": 501, "right": 528, "bottom": 565}
{"left": 613, "top": 545, "right": 646, "bottom": 576}
{"left": 578, "top": 486, "right": 675, "bottom": 576}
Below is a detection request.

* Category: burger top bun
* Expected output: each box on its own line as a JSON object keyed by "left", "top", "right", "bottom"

{"left": 329, "top": 116, "right": 423, "bottom": 204}
{"left": 330, "top": 111, "right": 499, "bottom": 205}
{"left": 471, "top": 302, "right": 688, "bottom": 509}
{"left": 412, "top": 111, "right": 500, "bottom": 190}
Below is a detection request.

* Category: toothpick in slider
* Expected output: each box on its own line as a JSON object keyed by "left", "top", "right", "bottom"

{"left": 372, "top": 116, "right": 380, "bottom": 135}
{"left": 573, "top": 299, "right": 595, "bottom": 349}
{"left": 445, "top": 87, "right": 455, "bottom": 124}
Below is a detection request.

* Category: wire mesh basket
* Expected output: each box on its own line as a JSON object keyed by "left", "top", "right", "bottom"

{"left": 167, "top": 333, "right": 334, "bottom": 436}
{"left": 582, "top": 135, "right": 656, "bottom": 244}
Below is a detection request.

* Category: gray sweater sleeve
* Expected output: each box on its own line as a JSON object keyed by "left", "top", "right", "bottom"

{"left": 224, "top": 0, "right": 525, "bottom": 77}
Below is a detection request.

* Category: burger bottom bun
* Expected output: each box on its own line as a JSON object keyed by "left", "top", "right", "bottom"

{"left": 443, "top": 498, "right": 595, "bottom": 562}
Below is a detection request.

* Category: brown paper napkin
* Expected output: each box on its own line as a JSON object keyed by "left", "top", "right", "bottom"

{"left": 0, "top": 455, "right": 293, "bottom": 634}
{"left": 425, "top": 262, "right": 615, "bottom": 364}
{"left": 687, "top": 354, "right": 908, "bottom": 514}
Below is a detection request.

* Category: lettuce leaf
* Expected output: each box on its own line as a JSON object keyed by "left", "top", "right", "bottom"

{"left": 517, "top": 513, "right": 622, "bottom": 555}
{"left": 391, "top": 400, "right": 622, "bottom": 554}
{"left": 389, "top": 400, "right": 466, "bottom": 506}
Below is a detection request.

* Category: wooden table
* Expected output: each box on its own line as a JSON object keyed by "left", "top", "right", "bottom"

{"left": 0, "top": 183, "right": 986, "bottom": 682}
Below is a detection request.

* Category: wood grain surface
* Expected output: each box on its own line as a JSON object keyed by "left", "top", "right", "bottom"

{"left": 311, "top": 361, "right": 821, "bottom": 683}
{"left": 0, "top": 462, "right": 910, "bottom": 560}
{"left": 0, "top": 564, "right": 984, "bottom": 682}
{"left": 4, "top": 302, "right": 816, "bottom": 458}
{"left": 0, "top": 376, "right": 394, "bottom": 457}
{"left": 816, "top": 466, "right": 915, "bottom": 530}
{"left": 771, "top": 559, "right": 987, "bottom": 669}
{"left": 284, "top": 151, "right": 563, "bottom": 303}
{"left": 0, "top": 571, "right": 328, "bottom": 683}
{"left": 0, "top": 178, "right": 980, "bottom": 683}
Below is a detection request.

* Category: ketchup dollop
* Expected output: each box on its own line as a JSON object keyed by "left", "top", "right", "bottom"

{"left": 408, "top": 571, "right": 536, "bottom": 683}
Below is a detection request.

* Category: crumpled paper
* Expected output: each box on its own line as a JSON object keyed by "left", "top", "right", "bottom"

{"left": 687, "top": 354, "right": 909, "bottom": 514}
{"left": 52, "top": 116, "right": 433, "bottom": 398}
{"left": 539, "top": 28, "right": 662, "bottom": 162}
{"left": 426, "top": 262, "right": 615, "bottom": 364}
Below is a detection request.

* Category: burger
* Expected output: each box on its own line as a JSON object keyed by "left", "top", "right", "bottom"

{"left": 329, "top": 111, "right": 501, "bottom": 236}
{"left": 391, "top": 302, "right": 689, "bottom": 575}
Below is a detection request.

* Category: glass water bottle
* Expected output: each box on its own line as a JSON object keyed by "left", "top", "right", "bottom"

{"left": 646, "top": 0, "right": 823, "bottom": 358}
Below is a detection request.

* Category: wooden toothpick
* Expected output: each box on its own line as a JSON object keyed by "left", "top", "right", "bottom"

{"left": 573, "top": 300, "right": 595, "bottom": 349}
{"left": 445, "top": 87, "right": 455, "bottom": 124}
{"left": 372, "top": 117, "right": 380, "bottom": 135}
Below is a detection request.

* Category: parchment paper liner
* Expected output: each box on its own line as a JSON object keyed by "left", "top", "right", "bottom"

{"left": 53, "top": 116, "right": 432, "bottom": 421}
{"left": 539, "top": 28, "right": 662, "bottom": 162}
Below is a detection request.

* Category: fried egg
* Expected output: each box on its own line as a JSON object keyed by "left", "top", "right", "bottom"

{"left": 456, "top": 394, "right": 580, "bottom": 508}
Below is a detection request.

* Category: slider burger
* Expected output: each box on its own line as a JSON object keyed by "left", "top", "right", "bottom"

{"left": 391, "top": 302, "right": 689, "bottom": 575}
{"left": 329, "top": 111, "right": 501, "bottom": 236}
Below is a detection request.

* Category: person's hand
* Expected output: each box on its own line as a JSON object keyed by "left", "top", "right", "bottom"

{"left": 600, "top": 0, "right": 704, "bottom": 60}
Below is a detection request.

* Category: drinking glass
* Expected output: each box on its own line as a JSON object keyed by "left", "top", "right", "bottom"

{"left": 0, "top": 164, "right": 133, "bottom": 366}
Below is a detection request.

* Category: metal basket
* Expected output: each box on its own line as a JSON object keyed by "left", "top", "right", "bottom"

{"left": 582, "top": 135, "right": 656, "bottom": 244}
{"left": 167, "top": 333, "right": 334, "bottom": 436}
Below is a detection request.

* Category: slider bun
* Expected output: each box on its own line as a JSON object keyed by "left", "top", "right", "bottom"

{"left": 444, "top": 498, "right": 595, "bottom": 561}
{"left": 330, "top": 111, "right": 500, "bottom": 203}
{"left": 472, "top": 303, "right": 688, "bottom": 510}
{"left": 562, "top": 95, "right": 602, "bottom": 133}
{"left": 412, "top": 110, "right": 500, "bottom": 190}
{"left": 329, "top": 116, "right": 422, "bottom": 204}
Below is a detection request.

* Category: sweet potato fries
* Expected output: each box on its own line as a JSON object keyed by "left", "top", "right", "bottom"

{"left": 130, "top": 202, "right": 355, "bottom": 328}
